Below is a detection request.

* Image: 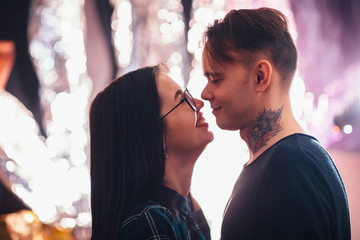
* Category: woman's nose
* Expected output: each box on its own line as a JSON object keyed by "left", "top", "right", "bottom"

{"left": 194, "top": 98, "right": 204, "bottom": 110}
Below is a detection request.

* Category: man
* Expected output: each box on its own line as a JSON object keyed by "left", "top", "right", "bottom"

{"left": 201, "top": 8, "right": 351, "bottom": 239}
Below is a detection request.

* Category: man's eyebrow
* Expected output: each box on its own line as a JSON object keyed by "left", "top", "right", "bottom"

{"left": 204, "top": 71, "right": 222, "bottom": 79}
{"left": 174, "top": 89, "right": 182, "bottom": 100}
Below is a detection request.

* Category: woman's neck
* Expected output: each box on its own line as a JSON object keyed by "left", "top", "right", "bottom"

{"left": 162, "top": 153, "right": 197, "bottom": 196}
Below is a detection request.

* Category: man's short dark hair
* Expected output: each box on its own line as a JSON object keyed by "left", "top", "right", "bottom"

{"left": 204, "top": 7, "right": 298, "bottom": 87}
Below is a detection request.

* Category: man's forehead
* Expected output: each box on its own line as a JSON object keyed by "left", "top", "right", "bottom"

{"left": 202, "top": 54, "right": 233, "bottom": 75}
{"left": 202, "top": 48, "right": 223, "bottom": 71}
{"left": 203, "top": 48, "right": 261, "bottom": 75}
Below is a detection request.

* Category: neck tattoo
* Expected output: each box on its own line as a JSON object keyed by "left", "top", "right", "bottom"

{"left": 247, "top": 106, "right": 284, "bottom": 154}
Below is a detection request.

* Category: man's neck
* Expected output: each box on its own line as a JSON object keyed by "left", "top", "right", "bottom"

{"left": 241, "top": 104, "right": 304, "bottom": 165}
{"left": 246, "top": 105, "right": 284, "bottom": 154}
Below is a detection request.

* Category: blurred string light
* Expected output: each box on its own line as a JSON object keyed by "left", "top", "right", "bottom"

{"left": 111, "top": 0, "right": 189, "bottom": 86}
{"left": 299, "top": 61, "right": 360, "bottom": 149}
{"left": 0, "top": 0, "right": 92, "bottom": 235}
{"left": 343, "top": 124, "right": 353, "bottom": 134}
{"left": 331, "top": 62, "right": 360, "bottom": 142}
{"left": 29, "top": 0, "right": 92, "bottom": 229}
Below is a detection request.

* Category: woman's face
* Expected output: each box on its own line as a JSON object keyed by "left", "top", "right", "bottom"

{"left": 157, "top": 71, "right": 214, "bottom": 155}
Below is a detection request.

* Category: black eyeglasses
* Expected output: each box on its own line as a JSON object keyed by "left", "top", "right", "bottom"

{"left": 161, "top": 89, "right": 197, "bottom": 119}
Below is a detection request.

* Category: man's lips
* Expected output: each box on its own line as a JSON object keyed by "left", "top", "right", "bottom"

{"left": 211, "top": 103, "right": 221, "bottom": 110}
{"left": 212, "top": 106, "right": 222, "bottom": 114}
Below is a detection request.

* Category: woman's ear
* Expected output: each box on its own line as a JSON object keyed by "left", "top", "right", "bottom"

{"left": 254, "top": 60, "right": 272, "bottom": 92}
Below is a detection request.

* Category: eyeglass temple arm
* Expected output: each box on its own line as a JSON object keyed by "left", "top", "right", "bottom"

{"left": 161, "top": 100, "right": 185, "bottom": 119}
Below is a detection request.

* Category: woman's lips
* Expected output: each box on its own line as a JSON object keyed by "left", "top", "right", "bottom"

{"left": 196, "top": 112, "right": 207, "bottom": 127}
{"left": 196, "top": 117, "right": 205, "bottom": 126}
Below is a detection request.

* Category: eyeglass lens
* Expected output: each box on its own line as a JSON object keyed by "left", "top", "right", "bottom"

{"left": 185, "top": 90, "right": 197, "bottom": 111}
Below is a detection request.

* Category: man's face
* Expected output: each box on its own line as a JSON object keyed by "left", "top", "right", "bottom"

{"left": 201, "top": 47, "right": 258, "bottom": 131}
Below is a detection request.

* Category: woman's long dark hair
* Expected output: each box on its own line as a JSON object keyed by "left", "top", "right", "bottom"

{"left": 89, "top": 66, "right": 165, "bottom": 239}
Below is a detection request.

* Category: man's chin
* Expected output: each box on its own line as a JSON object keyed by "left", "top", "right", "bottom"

{"left": 216, "top": 119, "right": 239, "bottom": 131}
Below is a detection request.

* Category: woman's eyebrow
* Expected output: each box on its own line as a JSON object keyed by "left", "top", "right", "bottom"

{"left": 174, "top": 89, "right": 182, "bottom": 99}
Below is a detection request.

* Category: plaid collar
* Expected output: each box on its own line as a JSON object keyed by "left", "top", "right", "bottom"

{"left": 149, "top": 185, "right": 193, "bottom": 216}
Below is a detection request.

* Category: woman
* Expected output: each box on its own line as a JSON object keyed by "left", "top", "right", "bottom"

{"left": 90, "top": 64, "right": 214, "bottom": 239}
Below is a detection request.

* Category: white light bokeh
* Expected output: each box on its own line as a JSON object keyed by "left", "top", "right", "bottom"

{"left": 343, "top": 125, "right": 353, "bottom": 134}
{"left": 0, "top": 0, "right": 92, "bottom": 231}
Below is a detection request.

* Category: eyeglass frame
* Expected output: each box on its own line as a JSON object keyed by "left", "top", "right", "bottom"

{"left": 161, "top": 88, "right": 197, "bottom": 119}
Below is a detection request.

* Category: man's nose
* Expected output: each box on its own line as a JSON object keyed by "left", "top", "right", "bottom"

{"left": 201, "top": 84, "right": 213, "bottom": 101}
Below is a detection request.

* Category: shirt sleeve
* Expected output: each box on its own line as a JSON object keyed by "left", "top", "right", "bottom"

{"left": 120, "top": 208, "right": 176, "bottom": 240}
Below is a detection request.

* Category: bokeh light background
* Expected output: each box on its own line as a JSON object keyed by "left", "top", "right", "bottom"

{"left": 0, "top": 0, "right": 359, "bottom": 239}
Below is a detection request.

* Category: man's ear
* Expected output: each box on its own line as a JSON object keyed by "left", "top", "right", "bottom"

{"left": 254, "top": 60, "right": 272, "bottom": 92}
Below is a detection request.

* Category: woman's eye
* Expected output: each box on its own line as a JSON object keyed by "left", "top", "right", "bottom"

{"left": 211, "top": 78, "right": 222, "bottom": 84}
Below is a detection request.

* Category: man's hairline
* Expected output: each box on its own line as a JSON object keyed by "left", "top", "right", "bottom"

{"left": 203, "top": 43, "right": 295, "bottom": 91}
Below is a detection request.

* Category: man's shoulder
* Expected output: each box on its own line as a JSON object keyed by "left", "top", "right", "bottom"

{"left": 274, "top": 133, "right": 318, "bottom": 150}
{"left": 267, "top": 133, "right": 328, "bottom": 161}
{"left": 257, "top": 133, "right": 338, "bottom": 186}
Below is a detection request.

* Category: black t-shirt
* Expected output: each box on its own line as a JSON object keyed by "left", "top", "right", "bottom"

{"left": 221, "top": 133, "right": 351, "bottom": 240}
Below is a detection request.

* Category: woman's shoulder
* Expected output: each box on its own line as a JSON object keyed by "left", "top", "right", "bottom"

{"left": 121, "top": 200, "right": 172, "bottom": 228}
{"left": 120, "top": 200, "right": 177, "bottom": 239}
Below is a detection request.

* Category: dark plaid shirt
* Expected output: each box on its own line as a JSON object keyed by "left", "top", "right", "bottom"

{"left": 120, "top": 186, "right": 211, "bottom": 240}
